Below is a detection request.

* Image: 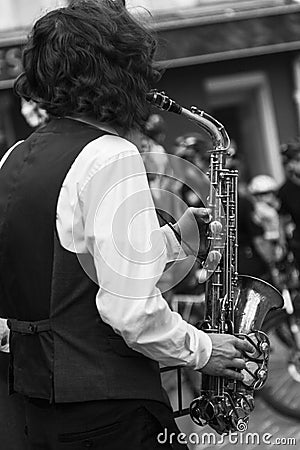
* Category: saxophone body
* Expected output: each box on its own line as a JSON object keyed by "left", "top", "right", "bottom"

{"left": 147, "top": 90, "right": 284, "bottom": 434}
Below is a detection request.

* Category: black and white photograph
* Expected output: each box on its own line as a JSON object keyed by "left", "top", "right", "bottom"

{"left": 0, "top": 1, "right": 300, "bottom": 449}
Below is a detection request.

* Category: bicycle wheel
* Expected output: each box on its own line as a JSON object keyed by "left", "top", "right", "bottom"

{"left": 260, "top": 308, "right": 300, "bottom": 419}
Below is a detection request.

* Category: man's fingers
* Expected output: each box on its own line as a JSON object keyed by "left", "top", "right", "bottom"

{"left": 228, "top": 358, "right": 246, "bottom": 370}
{"left": 234, "top": 337, "right": 256, "bottom": 354}
{"left": 222, "top": 369, "right": 244, "bottom": 382}
{"left": 233, "top": 349, "right": 243, "bottom": 359}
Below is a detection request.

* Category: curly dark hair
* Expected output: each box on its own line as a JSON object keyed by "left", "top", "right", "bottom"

{"left": 14, "top": 0, "right": 160, "bottom": 131}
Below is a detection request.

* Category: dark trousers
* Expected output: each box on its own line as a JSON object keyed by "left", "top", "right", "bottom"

{"left": 24, "top": 397, "right": 189, "bottom": 450}
{"left": 0, "top": 353, "right": 28, "bottom": 450}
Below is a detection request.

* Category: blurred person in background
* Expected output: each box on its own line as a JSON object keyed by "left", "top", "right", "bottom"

{"left": 238, "top": 189, "right": 270, "bottom": 280}
{"left": 0, "top": 1, "right": 252, "bottom": 449}
{"left": 21, "top": 99, "right": 48, "bottom": 128}
{"left": 145, "top": 113, "right": 166, "bottom": 146}
{"left": 172, "top": 132, "right": 210, "bottom": 210}
{"left": 279, "top": 138, "right": 300, "bottom": 269}
{"left": 225, "top": 144, "right": 271, "bottom": 280}
{"left": 139, "top": 113, "right": 171, "bottom": 204}
{"left": 247, "top": 175, "right": 285, "bottom": 284}
{"left": 171, "top": 132, "right": 211, "bottom": 296}
{"left": 248, "top": 173, "right": 300, "bottom": 299}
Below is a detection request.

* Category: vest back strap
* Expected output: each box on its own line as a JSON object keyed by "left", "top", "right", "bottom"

{"left": 7, "top": 318, "right": 51, "bottom": 335}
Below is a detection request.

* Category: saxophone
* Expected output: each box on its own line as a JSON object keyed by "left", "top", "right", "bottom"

{"left": 147, "top": 90, "right": 284, "bottom": 434}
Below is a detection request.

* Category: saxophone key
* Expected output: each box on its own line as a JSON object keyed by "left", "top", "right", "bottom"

{"left": 209, "top": 220, "right": 223, "bottom": 234}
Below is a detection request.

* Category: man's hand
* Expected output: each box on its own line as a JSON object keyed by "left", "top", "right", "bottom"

{"left": 201, "top": 334, "right": 255, "bottom": 381}
{"left": 174, "top": 207, "right": 211, "bottom": 258}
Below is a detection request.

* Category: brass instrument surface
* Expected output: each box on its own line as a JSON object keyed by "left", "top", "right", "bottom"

{"left": 147, "top": 90, "right": 283, "bottom": 435}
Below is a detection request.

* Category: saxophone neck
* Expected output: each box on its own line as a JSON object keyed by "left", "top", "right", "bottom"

{"left": 146, "top": 90, "right": 230, "bottom": 151}
{"left": 181, "top": 106, "right": 230, "bottom": 152}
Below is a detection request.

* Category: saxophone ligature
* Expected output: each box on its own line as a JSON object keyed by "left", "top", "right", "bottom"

{"left": 147, "top": 90, "right": 283, "bottom": 434}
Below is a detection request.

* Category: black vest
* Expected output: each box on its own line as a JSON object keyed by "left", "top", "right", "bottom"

{"left": 0, "top": 118, "right": 166, "bottom": 404}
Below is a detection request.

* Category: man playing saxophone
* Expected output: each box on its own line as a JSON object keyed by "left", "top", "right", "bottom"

{"left": 0, "top": 1, "right": 254, "bottom": 449}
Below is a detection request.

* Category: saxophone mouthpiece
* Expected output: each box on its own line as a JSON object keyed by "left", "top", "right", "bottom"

{"left": 146, "top": 90, "right": 182, "bottom": 114}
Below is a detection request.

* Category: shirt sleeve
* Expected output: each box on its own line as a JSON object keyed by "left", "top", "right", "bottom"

{"left": 79, "top": 146, "right": 212, "bottom": 369}
{"left": 0, "top": 319, "right": 9, "bottom": 353}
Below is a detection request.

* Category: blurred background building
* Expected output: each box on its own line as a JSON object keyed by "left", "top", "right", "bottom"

{"left": 146, "top": 0, "right": 300, "bottom": 184}
{"left": 0, "top": 0, "right": 67, "bottom": 156}
{"left": 2, "top": 0, "right": 300, "bottom": 183}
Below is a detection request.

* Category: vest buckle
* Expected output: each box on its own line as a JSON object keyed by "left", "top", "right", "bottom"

{"left": 28, "top": 323, "right": 37, "bottom": 334}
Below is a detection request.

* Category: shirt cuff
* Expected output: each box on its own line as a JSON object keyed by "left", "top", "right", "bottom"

{"left": 184, "top": 324, "right": 212, "bottom": 370}
{"left": 161, "top": 224, "right": 187, "bottom": 262}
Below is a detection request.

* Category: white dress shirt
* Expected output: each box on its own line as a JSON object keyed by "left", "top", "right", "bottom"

{"left": 0, "top": 125, "right": 212, "bottom": 369}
